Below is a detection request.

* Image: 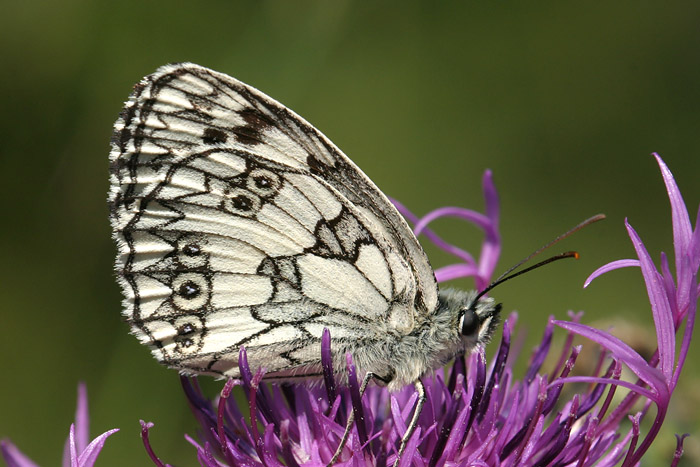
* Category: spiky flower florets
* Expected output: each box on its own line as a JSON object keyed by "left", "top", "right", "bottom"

{"left": 136, "top": 158, "right": 696, "bottom": 466}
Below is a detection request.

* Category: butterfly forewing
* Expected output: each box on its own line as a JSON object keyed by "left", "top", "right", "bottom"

{"left": 109, "top": 63, "right": 438, "bottom": 378}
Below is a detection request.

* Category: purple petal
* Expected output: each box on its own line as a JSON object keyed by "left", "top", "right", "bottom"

{"left": 68, "top": 424, "right": 78, "bottom": 467}
{"left": 621, "top": 413, "right": 642, "bottom": 465}
{"left": 550, "top": 376, "right": 656, "bottom": 401}
{"left": 140, "top": 421, "right": 166, "bottom": 467}
{"left": 434, "top": 263, "right": 479, "bottom": 283}
{"left": 279, "top": 420, "right": 300, "bottom": 467}
{"left": 183, "top": 433, "right": 203, "bottom": 450}
{"left": 390, "top": 395, "right": 407, "bottom": 439}
{"left": 672, "top": 433, "right": 689, "bottom": 467}
{"left": 390, "top": 198, "right": 477, "bottom": 268}
{"left": 63, "top": 384, "right": 96, "bottom": 467}
{"left": 671, "top": 273, "right": 697, "bottom": 391}
{"left": 524, "top": 317, "right": 554, "bottom": 384}
{"left": 486, "top": 391, "right": 522, "bottom": 462}
{"left": 552, "top": 320, "right": 667, "bottom": 393}
{"left": 542, "top": 346, "right": 581, "bottom": 416}
{"left": 241, "top": 349, "right": 276, "bottom": 436}
{"left": 260, "top": 424, "right": 280, "bottom": 466}
{"left": 654, "top": 154, "right": 692, "bottom": 279}
{"left": 576, "top": 416, "right": 598, "bottom": 464}
{"left": 390, "top": 170, "right": 502, "bottom": 290}
{"left": 501, "top": 377, "right": 547, "bottom": 463}
{"left": 535, "top": 396, "right": 578, "bottom": 465}
{"left": 374, "top": 418, "right": 392, "bottom": 466}
{"left": 548, "top": 311, "right": 583, "bottom": 380}
{"left": 478, "top": 170, "right": 501, "bottom": 283}
{"left": 626, "top": 220, "right": 675, "bottom": 381}
{"left": 74, "top": 383, "right": 89, "bottom": 456}
{"left": 660, "top": 253, "right": 680, "bottom": 317}
{"left": 247, "top": 372, "right": 263, "bottom": 448}
{"left": 519, "top": 414, "right": 545, "bottom": 464}
{"left": 76, "top": 429, "right": 119, "bottom": 467}
{"left": 414, "top": 207, "right": 492, "bottom": 239}
{"left": 592, "top": 423, "right": 635, "bottom": 466}
{"left": 437, "top": 399, "right": 472, "bottom": 463}
{"left": 296, "top": 410, "right": 314, "bottom": 459}
{"left": 482, "top": 170, "right": 499, "bottom": 230}
{"left": 594, "top": 361, "right": 622, "bottom": 421}
{"left": 474, "top": 316, "right": 512, "bottom": 424}
{"left": 0, "top": 440, "right": 39, "bottom": 467}
{"left": 414, "top": 206, "right": 499, "bottom": 288}
{"left": 346, "top": 353, "right": 368, "bottom": 447}
{"left": 238, "top": 347, "right": 253, "bottom": 387}
{"left": 396, "top": 426, "right": 421, "bottom": 467}
{"left": 678, "top": 242, "right": 694, "bottom": 303}
{"left": 398, "top": 391, "right": 419, "bottom": 433}
{"left": 583, "top": 259, "right": 640, "bottom": 288}
{"left": 675, "top": 254, "right": 694, "bottom": 326}
{"left": 575, "top": 360, "right": 618, "bottom": 417}
{"left": 465, "top": 428, "right": 500, "bottom": 465}
{"left": 62, "top": 433, "right": 71, "bottom": 467}
{"left": 691, "top": 204, "right": 700, "bottom": 273}
{"left": 217, "top": 379, "right": 238, "bottom": 466}
{"left": 321, "top": 328, "right": 336, "bottom": 406}
{"left": 196, "top": 444, "right": 221, "bottom": 467}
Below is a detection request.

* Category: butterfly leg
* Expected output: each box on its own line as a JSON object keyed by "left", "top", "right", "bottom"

{"left": 392, "top": 379, "right": 426, "bottom": 467}
{"left": 327, "top": 371, "right": 377, "bottom": 466}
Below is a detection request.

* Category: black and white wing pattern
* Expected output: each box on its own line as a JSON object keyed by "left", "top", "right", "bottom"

{"left": 109, "top": 63, "right": 438, "bottom": 379}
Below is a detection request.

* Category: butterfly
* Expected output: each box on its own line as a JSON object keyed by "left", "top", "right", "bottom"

{"left": 108, "top": 63, "right": 501, "bottom": 464}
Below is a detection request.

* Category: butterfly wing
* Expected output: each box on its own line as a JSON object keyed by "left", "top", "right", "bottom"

{"left": 109, "top": 63, "right": 438, "bottom": 378}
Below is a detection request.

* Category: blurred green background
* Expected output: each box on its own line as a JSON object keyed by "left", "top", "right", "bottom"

{"left": 1, "top": 2, "right": 699, "bottom": 465}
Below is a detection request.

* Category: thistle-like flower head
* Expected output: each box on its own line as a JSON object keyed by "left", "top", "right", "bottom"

{"left": 137, "top": 157, "right": 696, "bottom": 465}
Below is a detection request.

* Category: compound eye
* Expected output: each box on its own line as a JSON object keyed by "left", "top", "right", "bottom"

{"left": 460, "top": 308, "right": 479, "bottom": 337}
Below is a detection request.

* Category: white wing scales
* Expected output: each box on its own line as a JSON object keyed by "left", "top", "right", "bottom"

{"left": 109, "top": 63, "right": 438, "bottom": 378}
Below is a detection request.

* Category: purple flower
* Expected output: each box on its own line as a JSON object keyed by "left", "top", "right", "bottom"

{"left": 1, "top": 383, "right": 119, "bottom": 467}
{"left": 567, "top": 153, "right": 699, "bottom": 465}
{"left": 135, "top": 158, "right": 695, "bottom": 466}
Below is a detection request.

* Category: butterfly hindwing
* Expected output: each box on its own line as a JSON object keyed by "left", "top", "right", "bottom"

{"left": 109, "top": 63, "right": 438, "bottom": 378}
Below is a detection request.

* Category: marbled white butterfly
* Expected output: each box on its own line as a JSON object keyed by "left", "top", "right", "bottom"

{"left": 108, "top": 63, "right": 501, "bottom": 464}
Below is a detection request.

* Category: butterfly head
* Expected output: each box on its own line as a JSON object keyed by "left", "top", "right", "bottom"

{"left": 438, "top": 289, "right": 502, "bottom": 351}
{"left": 460, "top": 295, "right": 502, "bottom": 348}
